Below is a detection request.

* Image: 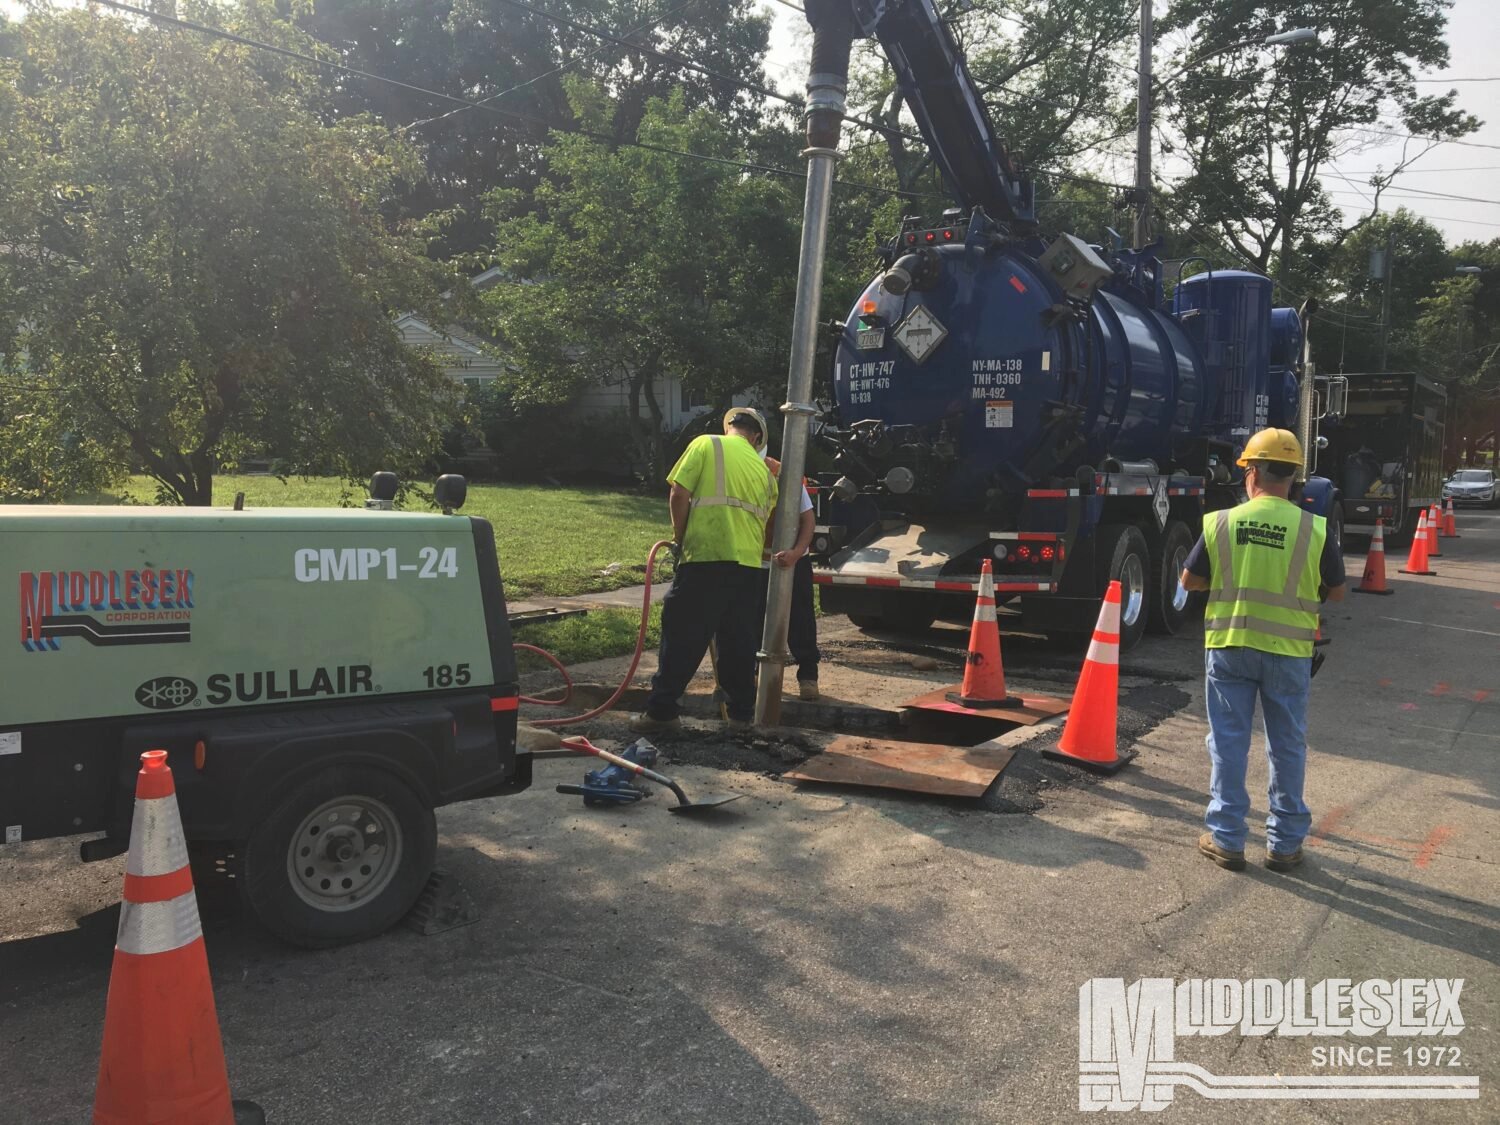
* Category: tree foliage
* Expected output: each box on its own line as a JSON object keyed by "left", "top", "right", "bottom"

{"left": 1159, "top": 0, "right": 1479, "bottom": 279}
{"left": 481, "top": 82, "right": 800, "bottom": 476}
{"left": 299, "top": 0, "right": 773, "bottom": 256}
{"left": 0, "top": 3, "right": 461, "bottom": 505}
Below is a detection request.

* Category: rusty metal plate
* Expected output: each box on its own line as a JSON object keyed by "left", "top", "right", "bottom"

{"left": 900, "top": 684, "right": 1070, "bottom": 726}
{"left": 782, "top": 736, "right": 1017, "bottom": 798}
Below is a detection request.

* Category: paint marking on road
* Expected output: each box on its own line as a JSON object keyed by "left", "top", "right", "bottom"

{"left": 1310, "top": 805, "right": 1459, "bottom": 869}
{"left": 1400, "top": 702, "right": 1418, "bottom": 711}
{"left": 1308, "top": 806, "right": 1348, "bottom": 846}
{"left": 1474, "top": 690, "right": 1492, "bottom": 703}
{"left": 1380, "top": 617, "right": 1500, "bottom": 637}
{"left": 1378, "top": 677, "right": 1393, "bottom": 688}
{"left": 1428, "top": 683, "right": 1451, "bottom": 696}
{"left": 1414, "top": 826, "right": 1456, "bottom": 869}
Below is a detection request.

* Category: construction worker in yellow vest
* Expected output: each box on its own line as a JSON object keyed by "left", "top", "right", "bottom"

{"left": 632, "top": 409, "right": 777, "bottom": 732}
{"left": 1180, "top": 428, "right": 1346, "bottom": 874}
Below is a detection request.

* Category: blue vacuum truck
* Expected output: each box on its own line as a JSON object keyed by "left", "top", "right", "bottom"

{"left": 802, "top": 0, "right": 1338, "bottom": 650}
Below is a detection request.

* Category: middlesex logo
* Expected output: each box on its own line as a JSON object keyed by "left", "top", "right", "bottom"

{"left": 19, "top": 568, "right": 195, "bottom": 651}
{"left": 1079, "top": 977, "right": 1477, "bottom": 1109}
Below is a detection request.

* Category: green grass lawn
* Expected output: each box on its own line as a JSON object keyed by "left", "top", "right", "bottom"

{"left": 101, "top": 474, "right": 672, "bottom": 600}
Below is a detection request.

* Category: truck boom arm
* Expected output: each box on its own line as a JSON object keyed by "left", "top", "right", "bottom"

{"left": 808, "top": 0, "right": 1033, "bottom": 225}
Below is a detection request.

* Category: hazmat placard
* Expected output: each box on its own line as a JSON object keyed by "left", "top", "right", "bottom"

{"left": 985, "top": 400, "right": 1014, "bottom": 428}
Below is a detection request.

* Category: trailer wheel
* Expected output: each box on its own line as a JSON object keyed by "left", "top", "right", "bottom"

{"left": 1147, "top": 521, "right": 1197, "bottom": 636}
{"left": 1096, "top": 524, "right": 1150, "bottom": 652}
{"left": 242, "top": 766, "right": 436, "bottom": 948}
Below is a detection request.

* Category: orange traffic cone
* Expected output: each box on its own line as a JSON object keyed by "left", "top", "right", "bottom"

{"left": 946, "top": 560, "right": 1021, "bottom": 708}
{"left": 1426, "top": 504, "right": 1442, "bottom": 557}
{"left": 1399, "top": 511, "right": 1436, "bottom": 576}
{"left": 94, "top": 751, "right": 262, "bottom": 1125}
{"left": 1443, "top": 497, "right": 1459, "bottom": 538}
{"left": 1043, "top": 581, "right": 1136, "bottom": 774}
{"left": 1354, "top": 518, "right": 1395, "bottom": 595}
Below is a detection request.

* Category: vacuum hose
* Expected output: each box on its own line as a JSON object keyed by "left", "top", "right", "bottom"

{"left": 517, "top": 539, "right": 673, "bottom": 728}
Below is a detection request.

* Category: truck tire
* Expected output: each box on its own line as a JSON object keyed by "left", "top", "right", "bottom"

{"left": 1147, "top": 521, "right": 1197, "bottom": 636}
{"left": 1096, "top": 524, "right": 1150, "bottom": 652}
{"left": 242, "top": 766, "right": 436, "bottom": 948}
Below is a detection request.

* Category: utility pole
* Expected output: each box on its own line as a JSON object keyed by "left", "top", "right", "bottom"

{"left": 1378, "top": 227, "right": 1396, "bottom": 370}
{"left": 1132, "top": 0, "right": 1153, "bottom": 248}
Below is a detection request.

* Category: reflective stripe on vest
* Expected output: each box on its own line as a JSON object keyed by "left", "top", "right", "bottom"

{"left": 1204, "top": 499, "right": 1323, "bottom": 655}
{"left": 689, "top": 437, "right": 773, "bottom": 522}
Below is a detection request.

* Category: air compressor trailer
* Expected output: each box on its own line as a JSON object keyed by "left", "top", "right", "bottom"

{"left": 0, "top": 476, "right": 529, "bottom": 947}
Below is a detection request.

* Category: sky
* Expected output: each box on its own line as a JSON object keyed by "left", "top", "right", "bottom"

{"left": 759, "top": 0, "right": 1500, "bottom": 250}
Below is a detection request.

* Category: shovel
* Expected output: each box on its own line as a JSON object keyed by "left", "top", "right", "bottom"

{"left": 559, "top": 737, "right": 744, "bottom": 814}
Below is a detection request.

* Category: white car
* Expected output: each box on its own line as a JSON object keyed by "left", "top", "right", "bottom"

{"left": 1443, "top": 468, "right": 1497, "bottom": 508}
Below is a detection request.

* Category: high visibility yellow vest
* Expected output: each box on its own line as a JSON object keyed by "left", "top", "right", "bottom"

{"left": 668, "top": 435, "right": 777, "bottom": 568}
{"left": 1203, "top": 495, "right": 1325, "bottom": 657}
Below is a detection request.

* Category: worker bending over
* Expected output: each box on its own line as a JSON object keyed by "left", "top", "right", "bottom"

{"left": 632, "top": 412, "right": 777, "bottom": 732}
{"left": 1181, "top": 428, "right": 1345, "bottom": 873}
{"left": 754, "top": 412, "right": 821, "bottom": 701}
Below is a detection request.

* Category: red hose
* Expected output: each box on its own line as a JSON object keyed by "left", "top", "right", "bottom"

{"left": 517, "top": 539, "right": 673, "bottom": 728}
{"left": 514, "top": 643, "right": 573, "bottom": 707}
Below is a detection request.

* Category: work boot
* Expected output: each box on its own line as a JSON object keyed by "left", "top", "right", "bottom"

{"left": 1265, "top": 847, "right": 1305, "bottom": 873}
{"left": 629, "top": 712, "right": 681, "bottom": 734}
{"left": 1198, "top": 832, "right": 1247, "bottom": 871}
{"left": 797, "top": 679, "right": 820, "bottom": 702}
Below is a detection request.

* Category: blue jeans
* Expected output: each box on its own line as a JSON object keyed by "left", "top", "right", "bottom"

{"left": 1204, "top": 646, "right": 1313, "bottom": 854}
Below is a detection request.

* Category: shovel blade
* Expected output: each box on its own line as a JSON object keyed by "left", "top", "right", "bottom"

{"left": 667, "top": 793, "right": 744, "bottom": 814}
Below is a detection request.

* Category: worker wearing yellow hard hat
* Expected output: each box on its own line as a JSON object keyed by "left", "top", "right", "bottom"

{"left": 1180, "top": 428, "right": 1346, "bottom": 874}
{"left": 1235, "top": 427, "right": 1304, "bottom": 468}
{"left": 631, "top": 407, "right": 777, "bottom": 733}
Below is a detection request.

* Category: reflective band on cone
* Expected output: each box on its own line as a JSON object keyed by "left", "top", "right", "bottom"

{"left": 93, "top": 751, "right": 256, "bottom": 1125}
{"left": 1354, "top": 517, "right": 1394, "bottom": 595}
{"left": 1044, "top": 581, "right": 1136, "bottom": 774}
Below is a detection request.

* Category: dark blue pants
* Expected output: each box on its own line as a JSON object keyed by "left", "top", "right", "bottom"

{"left": 756, "top": 556, "right": 820, "bottom": 681}
{"left": 647, "top": 561, "right": 761, "bottom": 723}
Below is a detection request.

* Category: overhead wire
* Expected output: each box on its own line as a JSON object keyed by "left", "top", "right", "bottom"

{"left": 85, "top": 0, "right": 944, "bottom": 202}
{"left": 406, "top": 0, "right": 696, "bottom": 131}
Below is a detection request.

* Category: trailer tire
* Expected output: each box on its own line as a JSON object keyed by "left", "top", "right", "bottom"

{"left": 242, "top": 765, "right": 436, "bottom": 948}
{"left": 1096, "top": 524, "right": 1150, "bottom": 652}
{"left": 1147, "top": 521, "right": 1197, "bottom": 636}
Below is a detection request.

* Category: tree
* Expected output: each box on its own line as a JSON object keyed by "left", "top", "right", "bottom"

{"left": 298, "top": 0, "right": 774, "bottom": 256}
{"left": 1304, "top": 210, "right": 1449, "bottom": 373}
{"left": 0, "top": 4, "right": 461, "bottom": 505}
{"left": 1160, "top": 0, "right": 1479, "bottom": 281}
{"left": 481, "top": 82, "right": 800, "bottom": 476}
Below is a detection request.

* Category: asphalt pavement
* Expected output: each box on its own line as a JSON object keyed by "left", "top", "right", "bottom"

{"left": 2, "top": 512, "right": 1497, "bottom": 1123}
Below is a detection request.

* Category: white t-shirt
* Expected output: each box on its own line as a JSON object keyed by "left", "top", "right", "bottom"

{"left": 761, "top": 487, "right": 815, "bottom": 569}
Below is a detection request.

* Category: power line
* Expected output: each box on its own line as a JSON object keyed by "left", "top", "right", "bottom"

{"left": 1346, "top": 126, "right": 1500, "bottom": 152}
{"left": 86, "top": 0, "right": 942, "bottom": 202}
{"left": 407, "top": 0, "right": 695, "bottom": 132}
{"left": 489, "top": 0, "right": 921, "bottom": 142}
{"left": 1412, "top": 76, "right": 1500, "bottom": 83}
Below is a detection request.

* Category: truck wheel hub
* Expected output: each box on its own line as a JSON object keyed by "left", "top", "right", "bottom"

{"left": 287, "top": 796, "right": 403, "bottom": 912}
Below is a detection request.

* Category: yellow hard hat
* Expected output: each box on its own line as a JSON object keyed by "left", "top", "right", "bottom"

{"left": 723, "top": 406, "right": 769, "bottom": 451}
{"left": 1236, "top": 428, "right": 1303, "bottom": 468}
